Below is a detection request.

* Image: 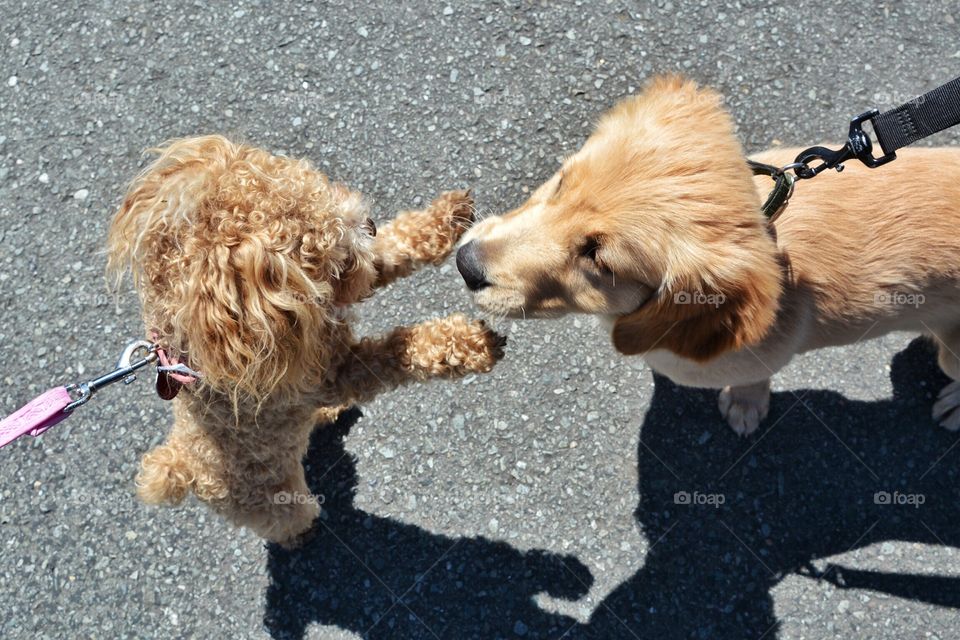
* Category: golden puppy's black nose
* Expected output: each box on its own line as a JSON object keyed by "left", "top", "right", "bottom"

{"left": 456, "top": 240, "right": 490, "bottom": 291}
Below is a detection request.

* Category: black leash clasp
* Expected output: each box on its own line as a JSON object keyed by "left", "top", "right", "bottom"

{"left": 792, "top": 109, "right": 898, "bottom": 179}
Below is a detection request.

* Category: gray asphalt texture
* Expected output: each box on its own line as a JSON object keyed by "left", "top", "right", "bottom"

{"left": 2, "top": 1, "right": 959, "bottom": 639}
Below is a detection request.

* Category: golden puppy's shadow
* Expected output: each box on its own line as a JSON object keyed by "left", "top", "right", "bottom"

{"left": 579, "top": 337, "right": 960, "bottom": 639}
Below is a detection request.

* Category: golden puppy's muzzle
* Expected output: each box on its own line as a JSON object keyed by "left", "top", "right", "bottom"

{"left": 456, "top": 240, "right": 491, "bottom": 292}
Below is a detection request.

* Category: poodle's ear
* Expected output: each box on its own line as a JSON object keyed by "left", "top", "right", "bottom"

{"left": 106, "top": 136, "right": 236, "bottom": 286}
{"left": 107, "top": 135, "right": 342, "bottom": 403}
{"left": 611, "top": 257, "right": 782, "bottom": 362}
{"left": 172, "top": 233, "right": 337, "bottom": 402}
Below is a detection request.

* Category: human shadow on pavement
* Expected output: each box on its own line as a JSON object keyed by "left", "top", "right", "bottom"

{"left": 573, "top": 337, "right": 960, "bottom": 639}
{"left": 264, "top": 407, "right": 593, "bottom": 640}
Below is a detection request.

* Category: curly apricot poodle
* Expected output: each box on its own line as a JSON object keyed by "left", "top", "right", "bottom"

{"left": 108, "top": 136, "right": 504, "bottom": 545}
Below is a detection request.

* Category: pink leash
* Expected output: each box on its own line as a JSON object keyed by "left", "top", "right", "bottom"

{"left": 0, "top": 339, "right": 201, "bottom": 449}
{"left": 0, "top": 387, "right": 73, "bottom": 448}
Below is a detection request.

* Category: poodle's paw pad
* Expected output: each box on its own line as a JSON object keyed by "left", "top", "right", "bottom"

{"left": 718, "top": 385, "right": 770, "bottom": 436}
{"left": 430, "top": 315, "right": 506, "bottom": 375}
{"left": 933, "top": 380, "right": 960, "bottom": 431}
{"left": 448, "top": 319, "right": 506, "bottom": 374}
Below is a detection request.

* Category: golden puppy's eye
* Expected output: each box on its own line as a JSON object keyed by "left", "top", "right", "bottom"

{"left": 579, "top": 236, "right": 608, "bottom": 271}
{"left": 555, "top": 170, "right": 564, "bottom": 195}
{"left": 580, "top": 236, "right": 599, "bottom": 259}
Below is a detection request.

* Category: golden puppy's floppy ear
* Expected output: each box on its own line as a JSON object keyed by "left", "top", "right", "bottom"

{"left": 611, "top": 261, "right": 781, "bottom": 361}
{"left": 608, "top": 74, "right": 782, "bottom": 361}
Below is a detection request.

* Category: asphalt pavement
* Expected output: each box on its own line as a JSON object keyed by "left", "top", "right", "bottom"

{"left": 1, "top": 1, "right": 959, "bottom": 638}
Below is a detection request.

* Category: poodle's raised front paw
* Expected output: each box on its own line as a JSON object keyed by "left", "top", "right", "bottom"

{"left": 427, "top": 189, "right": 475, "bottom": 253}
{"left": 461, "top": 319, "right": 507, "bottom": 373}
{"left": 438, "top": 317, "right": 506, "bottom": 375}
{"left": 408, "top": 314, "right": 506, "bottom": 377}
{"left": 718, "top": 381, "right": 770, "bottom": 436}
{"left": 932, "top": 380, "right": 960, "bottom": 431}
{"left": 372, "top": 191, "right": 475, "bottom": 287}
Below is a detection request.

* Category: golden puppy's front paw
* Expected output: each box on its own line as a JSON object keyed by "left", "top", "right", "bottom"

{"left": 932, "top": 380, "right": 960, "bottom": 431}
{"left": 718, "top": 381, "right": 770, "bottom": 436}
{"left": 408, "top": 314, "right": 506, "bottom": 377}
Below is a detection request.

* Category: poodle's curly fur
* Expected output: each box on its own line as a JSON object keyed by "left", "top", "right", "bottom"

{"left": 107, "top": 135, "right": 504, "bottom": 544}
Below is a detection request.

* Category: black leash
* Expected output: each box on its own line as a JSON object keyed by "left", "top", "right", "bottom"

{"left": 872, "top": 76, "right": 960, "bottom": 159}
{"left": 751, "top": 74, "right": 960, "bottom": 222}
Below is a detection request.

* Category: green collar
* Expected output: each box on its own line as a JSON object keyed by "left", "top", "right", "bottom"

{"left": 748, "top": 160, "right": 795, "bottom": 223}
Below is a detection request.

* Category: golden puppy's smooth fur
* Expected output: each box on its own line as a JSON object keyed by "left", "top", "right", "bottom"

{"left": 109, "top": 136, "right": 504, "bottom": 544}
{"left": 458, "top": 75, "right": 960, "bottom": 435}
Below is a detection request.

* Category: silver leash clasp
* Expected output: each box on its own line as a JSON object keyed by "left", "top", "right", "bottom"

{"left": 63, "top": 340, "right": 158, "bottom": 413}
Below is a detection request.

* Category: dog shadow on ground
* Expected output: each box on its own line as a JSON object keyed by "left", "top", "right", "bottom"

{"left": 575, "top": 337, "right": 960, "bottom": 639}
{"left": 265, "top": 338, "right": 960, "bottom": 639}
{"left": 263, "top": 406, "right": 593, "bottom": 640}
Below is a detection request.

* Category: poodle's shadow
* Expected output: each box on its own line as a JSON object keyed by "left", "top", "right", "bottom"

{"left": 264, "top": 409, "right": 593, "bottom": 640}
{"left": 265, "top": 338, "right": 960, "bottom": 639}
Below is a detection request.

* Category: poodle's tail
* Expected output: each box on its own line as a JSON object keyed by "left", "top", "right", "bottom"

{"left": 136, "top": 444, "right": 193, "bottom": 505}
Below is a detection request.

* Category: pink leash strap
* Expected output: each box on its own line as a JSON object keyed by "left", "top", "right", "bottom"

{"left": 0, "top": 338, "right": 202, "bottom": 450}
{"left": 0, "top": 386, "right": 73, "bottom": 449}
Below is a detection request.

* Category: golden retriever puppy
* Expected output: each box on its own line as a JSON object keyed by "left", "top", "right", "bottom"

{"left": 108, "top": 135, "right": 505, "bottom": 544}
{"left": 457, "top": 75, "right": 960, "bottom": 435}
